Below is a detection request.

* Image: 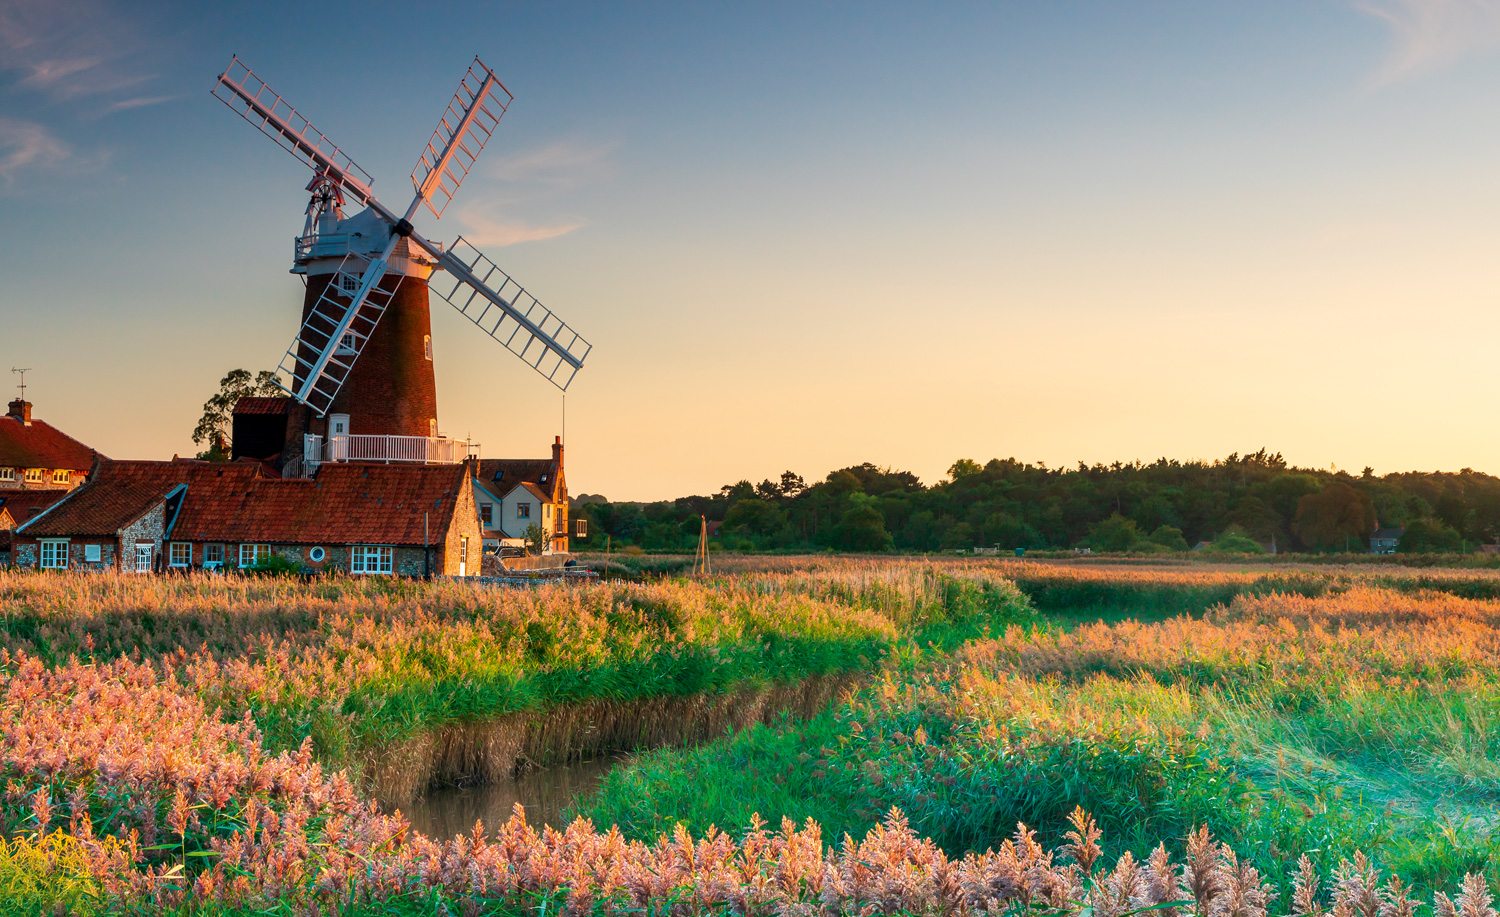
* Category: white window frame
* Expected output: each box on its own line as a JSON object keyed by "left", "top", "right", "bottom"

{"left": 574, "top": 519, "right": 588, "bottom": 538}
{"left": 424, "top": 334, "right": 433, "bottom": 361}
{"left": 336, "top": 332, "right": 357, "bottom": 355}
{"left": 0, "top": 467, "right": 14, "bottom": 482}
{"left": 350, "top": 545, "right": 393, "bottom": 575}
{"left": 238, "top": 544, "right": 270, "bottom": 567}
{"left": 24, "top": 468, "right": 44, "bottom": 483}
{"left": 203, "top": 544, "right": 224, "bottom": 567}
{"left": 169, "top": 543, "right": 192, "bottom": 567}
{"left": 134, "top": 544, "right": 154, "bottom": 573}
{"left": 39, "top": 540, "right": 68, "bottom": 569}
{"left": 339, "top": 273, "right": 360, "bottom": 294}
{"left": 52, "top": 470, "right": 69, "bottom": 485}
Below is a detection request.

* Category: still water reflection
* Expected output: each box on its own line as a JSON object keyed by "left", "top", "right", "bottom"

{"left": 397, "top": 756, "right": 630, "bottom": 840}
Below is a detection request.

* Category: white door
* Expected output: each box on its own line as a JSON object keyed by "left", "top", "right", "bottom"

{"left": 135, "top": 544, "right": 153, "bottom": 573}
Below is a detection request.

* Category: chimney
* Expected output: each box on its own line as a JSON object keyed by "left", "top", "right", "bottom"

{"left": 552, "top": 434, "right": 563, "bottom": 468}
{"left": 6, "top": 399, "right": 31, "bottom": 426}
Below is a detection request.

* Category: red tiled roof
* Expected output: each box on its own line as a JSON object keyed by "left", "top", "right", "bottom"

{"left": 0, "top": 490, "right": 72, "bottom": 529}
{"left": 477, "top": 458, "right": 561, "bottom": 502}
{"left": 18, "top": 460, "right": 254, "bottom": 538}
{"left": 0, "top": 415, "right": 99, "bottom": 471}
{"left": 19, "top": 459, "right": 473, "bottom": 546}
{"left": 169, "top": 462, "right": 470, "bottom": 546}
{"left": 233, "top": 397, "right": 291, "bottom": 416}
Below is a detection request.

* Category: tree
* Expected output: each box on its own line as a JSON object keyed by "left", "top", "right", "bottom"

{"left": 193, "top": 369, "right": 283, "bottom": 459}
{"left": 1206, "top": 528, "right": 1264, "bottom": 554}
{"left": 723, "top": 498, "right": 787, "bottom": 540}
{"left": 1294, "top": 482, "right": 1376, "bottom": 551}
{"left": 778, "top": 471, "right": 807, "bottom": 498}
{"left": 523, "top": 523, "right": 550, "bottom": 556}
{"left": 1398, "top": 518, "right": 1463, "bottom": 553}
{"left": 948, "top": 459, "right": 982, "bottom": 481}
{"left": 1146, "top": 524, "right": 1189, "bottom": 551}
{"left": 1088, "top": 513, "right": 1142, "bottom": 552}
{"left": 833, "top": 500, "right": 893, "bottom": 552}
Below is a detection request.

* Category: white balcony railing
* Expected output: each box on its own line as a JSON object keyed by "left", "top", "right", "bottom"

{"left": 300, "top": 434, "right": 479, "bottom": 470}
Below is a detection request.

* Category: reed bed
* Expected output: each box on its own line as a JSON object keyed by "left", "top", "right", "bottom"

{"left": 582, "top": 580, "right": 1500, "bottom": 898}
{"left": 5, "top": 653, "right": 1498, "bottom": 916}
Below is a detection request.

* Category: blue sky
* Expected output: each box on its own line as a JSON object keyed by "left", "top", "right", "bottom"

{"left": 3, "top": 1, "right": 1500, "bottom": 499}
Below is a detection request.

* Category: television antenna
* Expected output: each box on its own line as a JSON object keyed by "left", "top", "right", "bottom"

{"left": 212, "top": 56, "right": 592, "bottom": 415}
{"left": 10, "top": 368, "right": 30, "bottom": 401}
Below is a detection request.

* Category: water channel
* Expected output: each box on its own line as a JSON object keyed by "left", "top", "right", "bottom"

{"left": 397, "top": 755, "right": 631, "bottom": 839}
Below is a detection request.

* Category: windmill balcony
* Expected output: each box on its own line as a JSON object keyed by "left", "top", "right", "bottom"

{"left": 294, "top": 433, "right": 479, "bottom": 475}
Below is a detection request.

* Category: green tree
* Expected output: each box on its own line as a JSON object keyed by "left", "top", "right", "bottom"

{"left": 1146, "top": 524, "right": 1189, "bottom": 551}
{"left": 192, "top": 369, "right": 283, "bottom": 460}
{"left": 940, "top": 522, "right": 976, "bottom": 550}
{"left": 1206, "top": 528, "right": 1264, "bottom": 554}
{"left": 1397, "top": 518, "right": 1464, "bottom": 553}
{"left": 834, "top": 500, "right": 893, "bottom": 552}
{"left": 1294, "top": 482, "right": 1376, "bottom": 551}
{"left": 523, "top": 523, "right": 550, "bottom": 556}
{"left": 948, "top": 459, "right": 982, "bottom": 481}
{"left": 723, "top": 499, "right": 788, "bottom": 540}
{"left": 1088, "top": 513, "right": 1142, "bottom": 552}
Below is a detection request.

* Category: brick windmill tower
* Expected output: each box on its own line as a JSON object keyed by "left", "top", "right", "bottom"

{"left": 214, "top": 57, "right": 592, "bottom": 465}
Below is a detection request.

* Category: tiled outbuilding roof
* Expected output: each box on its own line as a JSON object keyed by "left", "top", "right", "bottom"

{"left": 170, "top": 462, "right": 470, "bottom": 546}
{"left": 0, "top": 415, "right": 99, "bottom": 471}
{"left": 18, "top": 459, "right": 473, "bottom": 546}
{"left": 233, "top": 397, "right": 291, "bottom": 416}
{"left": 0, "top": 490, "right": 73, "bottom": 528}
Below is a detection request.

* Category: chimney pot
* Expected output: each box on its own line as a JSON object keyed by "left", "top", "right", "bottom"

{"left": 6, "top": 399, "right": 31, "bottom": 425}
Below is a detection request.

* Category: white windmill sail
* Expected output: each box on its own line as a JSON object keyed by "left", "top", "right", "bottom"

{"left": 411, "top": 59, "right": 512, "bottom": 219}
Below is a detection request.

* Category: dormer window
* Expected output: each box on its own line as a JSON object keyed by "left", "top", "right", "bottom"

{"left": 24, "top": 468, "right": 43, "bottom": 483}
{"left": 52, "top": 470, "right": 69, "bottom": 485}
{"left": 0, "top": 468, "right": 13, "bottom": 483}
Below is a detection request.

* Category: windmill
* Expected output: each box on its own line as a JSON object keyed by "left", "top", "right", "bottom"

{"left": 212, "top": 56, "right": 590, "bottom": 446}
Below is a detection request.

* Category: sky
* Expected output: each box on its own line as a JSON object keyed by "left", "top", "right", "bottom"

{"left": 2, "top": 1, "right": 1500, "bottom": 500}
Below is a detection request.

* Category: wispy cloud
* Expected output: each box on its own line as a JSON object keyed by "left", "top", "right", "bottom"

{"left": 0, "top": 118, "right": 70, "bottom": 184}
{"left": 450, "top": 139, "right": 614, "bottom": 247}
{"left": 486, "top": 140, "right": 616, "bottom": 191}
{"left": 104, "top": 95, "right": 174, "bottom": 114}
{"left": 455, "top": 208, "right": 586, "bottom": 248}
{"left": 1355, "top": 0, "right": 1500, "bottom": 81}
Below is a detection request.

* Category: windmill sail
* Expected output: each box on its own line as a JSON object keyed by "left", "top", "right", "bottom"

{"left": 426, "top": 237, "right": 591, "bottom": 391}
{"left": 274, "top": 254, "right": 401, "bottom": 415}
{"left": 213, "top": 57, "right": 377, "bottom": 206}
{"left": 411, "top": 58, "right": 512, "bottom": 219}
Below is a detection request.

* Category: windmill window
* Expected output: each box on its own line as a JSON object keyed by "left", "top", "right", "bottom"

{"left": 429, "top": 418, "right": 437, "bottom": 438}
{"left": 424, "top": 335, "right": 432, "bottom": 360}
{"left": 336, "top": 332, "right": 356, "bottom": 355}
{"left": 517, "top": 503, "right": 531, "bottom": 519}
{"left": 340, "top": 274, "right": 360, "bottom": 294}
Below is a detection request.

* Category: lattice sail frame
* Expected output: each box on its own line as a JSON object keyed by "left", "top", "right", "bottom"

{"left": 274, "top": 255, "right": 402, "bottom": 415}
{"left": 411, "top": 59, "right": 512, "bottom": 219}
{"left": 431, "top": 237, "right": 592, "bottom": 391}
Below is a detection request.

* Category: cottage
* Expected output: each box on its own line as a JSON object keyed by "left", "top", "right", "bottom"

{"left": 0, "top": 397, "right": 98, "bottom": 492}
{"left": 473, "top": 437, "right": 570, "bottom": 555}
{"left": 0, "top": 490, "right": 73, "bottom": 566}
{"left": 13, "top": 457, "right": 482, "bottom": 576}
{"left": 1370, "top": 527, "right": 1404, "bottom": 554}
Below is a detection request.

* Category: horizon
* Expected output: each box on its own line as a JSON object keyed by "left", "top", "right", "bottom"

{"left": 5, "top": 0, "right": 1500, "bottom": 502}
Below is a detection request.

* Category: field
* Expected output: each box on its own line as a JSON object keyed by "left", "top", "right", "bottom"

{"left": 3, "top": 559, "right": 1500, "bottom": 914}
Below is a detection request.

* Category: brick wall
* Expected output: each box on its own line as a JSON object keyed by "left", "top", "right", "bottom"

{"left": 438, "top": 472, "right": 483, "bottom": 575}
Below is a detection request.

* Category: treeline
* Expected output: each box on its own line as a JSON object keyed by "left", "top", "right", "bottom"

{"left": 574, "top": 450, "right": 1500, "bottom": 554}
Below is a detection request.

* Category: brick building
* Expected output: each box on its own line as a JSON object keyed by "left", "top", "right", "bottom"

{"left": 13, "top": 457, "right": 482, "bottom": 576}
{"left": 0, "top": 398, "right": 98, "bottom": 492}
{"left": 474, "top": 437, "right": 570, "bottom": 554}
{"left": 0, "top": 490, "right": 73, "bottom": 566}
